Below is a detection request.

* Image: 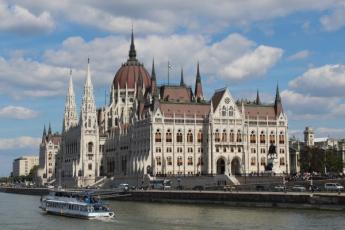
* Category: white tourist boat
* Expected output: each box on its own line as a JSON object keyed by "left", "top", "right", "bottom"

{"left": 39, "top": 191, "right": 115, "bottom": 219}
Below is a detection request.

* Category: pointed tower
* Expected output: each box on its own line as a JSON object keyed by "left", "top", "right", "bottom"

{"left": 63, "top": 70, "right": 78, "bottom": 132}
{"left": 42, "top": 125, "right": 47, "bottom": 142}
{"left": 256, "top": 89, "right": 261, "bottom": 105}
{"left": 194, "top": 62, "right": 204, "bottom": 102}
{"left": 180, "top": 68, "right": 185, "bottom": 86}
{"left": 128, "top": 27, "right": 137, "bottom": 61}
{"left": 151, "top": 59, "right": 157, "bottom": 96}
{"left": 274, "top": 84, "right": 283, "bottom": 115}
{"left": 48, "top": 123, "right": 52, "bottom": 135}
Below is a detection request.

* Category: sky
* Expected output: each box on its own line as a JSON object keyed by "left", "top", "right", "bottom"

{"left": 1, "top": 0, "right": 345, "bottom": 176}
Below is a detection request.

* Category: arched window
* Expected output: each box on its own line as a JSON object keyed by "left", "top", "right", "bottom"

{"left": 279, "top": 131, "right": 285, "bottom": 144}
{"left": 166, "top": 129, "right": 172, "bottom": 142}
{"left": 167, "top": 157, "right": 172, "bottom": 165}
{"left": 187, "top": 130, "right": 193, "bottom": 143}
{"left": 221, "top": 129, "right": 227, "bottom": 142}
{"left": 177, "top": 156, "right": 183, "bottom": 166}
{"left": 177, "top": 130, "right": 183, "bottom": 143}
{"left": 197, "top": 130, "right": 203, "bottom": 143}
{"left": 237, "top": 130, "right": 242, "bottom": 142}
{"left": 229, "top": 130, "right": 235, "bottom": 142}
{"left": 188, "top": 157, "right": 193, "bottom": 166}
{"left": 222, "top": 106, "right": 227, "bottom": 116}
{"left": 269, "top": 131, "right": 275, "bottom": 144}
{"left": 215, "top": 129, "right": 220, "bottom": 142}
{"left": 261, "top": 157, "right": 266, "bottom": 166}
{"left": 88, "top": 163, "right": 92, "bottom": 170}
{"left": 260, "top": 131, "right": 265, "bottom": 144}
{"left": 155, "top": 129, "right": 161, "bottom": 142}
{"left": 88, "top": 118, "right": 91, "bottom": 128}
{"left": 197, "top": 157, "right": 204, "bottom": 166}
{"left": 251, "top": 157, "right": 256, "bottom": 166}
{"left": 88, "top": 142, "right": 93, "bottom": 153}
{"left": 250, "top": 131, "right": 256, "bottom": 144}
{"left": 156, "top": 157, "right": 161, "bottom": 166}
{"left": 228, "top": 106, "right": 234, "bottom": 116}
{"left": 280, "top": 157, "right": 285, "bottom": 166}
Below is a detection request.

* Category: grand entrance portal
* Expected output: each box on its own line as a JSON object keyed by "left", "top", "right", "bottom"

{"left": 216, "top": 158, "right": 225, "bottom": 174}
{"left": 231, "top": 157, "right": 241, "bottom": 175}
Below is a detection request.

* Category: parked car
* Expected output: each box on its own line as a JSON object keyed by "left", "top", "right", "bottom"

{"left": 118, "top": 183, "right": 129, "bottom": 192}
{"left": 291, "top": 185, "right": 306, "bottom": 192}
{"left": 324, "top": 183, "right": 344, "bottom": 191}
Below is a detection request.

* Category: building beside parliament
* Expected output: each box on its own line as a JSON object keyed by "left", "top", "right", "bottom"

{"left": 39, "top": 32, "right": 293, "bottom": 187}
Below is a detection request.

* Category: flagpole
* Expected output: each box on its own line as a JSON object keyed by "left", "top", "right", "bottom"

{"left": 168, "top": 61, "right": 170, "bottom": 85}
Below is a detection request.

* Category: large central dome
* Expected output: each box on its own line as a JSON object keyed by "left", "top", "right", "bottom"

{"left": 113, "top": 32, "right": 151, "bottom": 90}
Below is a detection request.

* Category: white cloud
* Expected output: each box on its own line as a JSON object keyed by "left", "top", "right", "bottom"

{"left": 287, "top": 50, "right": 311, "bottom": 61}
{"left": 0, "top": 136, "right": 40, "bottom": 150}
{"left": 0, "top": 1, "right": 54, "bottom": 34}
{"left": 220, "top": 45, "right": 283, "bottom": 80}
{"left": 315, "top": 127, "right": 345, "bottom": 138}
{"left": 320, "top": 5, "right": 345, "bottom": 31}
{"left": 289, "top": 64, "right": 345, "bottom": 97}
{"left": 0, "top": 106, "right": 38, "bottom": 119}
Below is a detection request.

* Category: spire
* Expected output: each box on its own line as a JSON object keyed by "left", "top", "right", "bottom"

{"left": 48, "top": 122, "right": 52, "bottom": 135}
{"left": 63, "top": 69, "right": 78, "bottom": 132}
{"left": 151, "top": 58, "right": 156, "bottom": 81}
{"left": 275, "top": 84, "right": 281, "bottom": 104}
{"left": 256, "top": 89, "right": 261, "bottom": 105}
{"left": 128, "top": 26, "right": 137, "bottom": 61}
{"left": 180, "top": 68, "right": 185, "bottom": 86}
{"left": 43, "top": 125, "right": 46, "bottom": 136}
{"left": 86, "top": 58, "right": 92, "bottom": 86}
{"left": 274, "top": 84, "right": 283, "bottom": 115}
{"left": 194, "top": 62, "right": 203, "bottom": 102}
{"left": 196, "top": 62, "right": 201, "bottom": 83}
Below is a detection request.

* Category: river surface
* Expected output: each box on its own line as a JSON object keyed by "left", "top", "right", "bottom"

{"left": 1, "top": 192, "right": 345, "bottom": 230}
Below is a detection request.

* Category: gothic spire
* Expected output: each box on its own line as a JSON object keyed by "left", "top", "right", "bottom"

{"left": 180, "top": 68, "right": 185, "bottom": 86}
{"left": 43, "top": 124, "right": 46, "bottom": 136}
{"left": 275, "top": 84, "right": 281, "bottom": 104}
{"left": 256, "top": 89, "right": 261, "bottom": 105}
{"left": 194, "top": 62, "right": 203, "bottom": 101}
{"left": 63, "top": 69, "right": 78, "bottom": 132}
{"left": 48, "top": 122, "right": 52, "bottom": 135}
{"left": 151, "top": 58, "right": 156, "bottom": 81}
{"left": 274, "top": 84, "right": 283, "bottom": 115}
{"left": 196, "top": 62, "right": 201, "bottom": 83}
{"left": 128, "top": 27, "right": 137, "bottom": 61}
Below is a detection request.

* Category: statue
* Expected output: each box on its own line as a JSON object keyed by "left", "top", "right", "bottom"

{"left": 265, "top": 144, "right": 279, "bottom": 173}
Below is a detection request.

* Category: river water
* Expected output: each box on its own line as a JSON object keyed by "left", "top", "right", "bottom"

{"left": 1, "top": 192, "right": 345, "bottom": 230}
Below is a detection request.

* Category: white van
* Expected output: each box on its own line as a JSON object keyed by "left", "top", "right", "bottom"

{"left": 324, "top": 183, "right": 344, "bottom": 191}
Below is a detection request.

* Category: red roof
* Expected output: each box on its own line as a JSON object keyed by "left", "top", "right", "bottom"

{"left": 159, "top": 85, "right": 193, "bottom": 102}
{"left": 244, "top": 104, "right": 277, "bottom": 119}
{"left": 159, "top": 102, "right": 210, "bottom": 118}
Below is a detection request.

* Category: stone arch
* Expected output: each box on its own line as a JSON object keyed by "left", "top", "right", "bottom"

{"left": 231, "top": 157, "right": 241, "bottom": 175}
{"left": 216, "top": 158, "right": 226, "bottom": 174}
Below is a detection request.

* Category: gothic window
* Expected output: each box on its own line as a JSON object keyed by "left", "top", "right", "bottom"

{"left": 177, "top": 130, "right": 183, "bottom": 143}
{"left": 250, "top": 131, "right": 256, "bottom": 143}
{"left": 197, "top": 157, "right": 204, "bottom": 166}
{"left": 229, "top": 130, "right": 235, "bottom": 142}
{"left": 166, "top": 147, "right": 172, "bottom": 153}
{"left": 280, "top": 148, "right": 285, "bottom": 154}
{"left": 238, "top": 147, "right": 241, "bottom": 152}
{"left": 88, "top": 118, "right": 91, "bottom": 128}
{"left": 260, "top": 148, "right": 266, "bottom": 154}
{"left": 88, "top": 142, "right": 93, "bottom": 153}
{"left": 88, "top": 163, "right": 92, "bottom": 170}
{"left": 177, "top": 157, "right": 183, "bottom": 166}
{"left": 115, "top": 118, "right": 118, "bottom": 126}
{"left": 188, "top": 157, "right": 193, "bottom": 166}
{"left": 156, "top": 157, "right": 161, "bottom": 166}
{"left": 215, "top": 129, "right": 220, "bottom": 142}
{"left": 222, "top": 106, "right": 227, "bottom": 116}
{"left": 166, "top": 129, "right": 172, "bottom": 142}
{"left": 187, "top": 147, "right": 193, "bottom": 153}
{"left": 280, "top": 157, "right": 285, "bottom": 166}
{"left": 251, "top": 148, "right": 256, "bottom": 154}
{"left": 187, "top": 130, "right": 193, "bottom": 143}
{"left": 261, "top": 157, "right": 266, "bottom": 166}
{"left": 237, "top": 130, "right": 242, "bottom": 142}
{"left": 269, "top": 131, "right": 275, "bottom": 144}
{"left": 155, "top": 147, "right": 161, "bottom": 153}
{"left": 229, "top": 106, "right": 234, "bottom": 116}
{"left": 197, "top": 130, "right": 203, "bottom": 143}
{"left": 155, "top": 129, "right": 161, "bottom": 142}
{"left": 260, "top": 131, "right": 265, "bottom": 144}
{"left": 221, "top": 129, "right": 227, "bottom": 142}
{"left": 251, "top": 157, "right": 256, "bottom": 166}
{"left": 279, "top": 132, "right": 285, "bottom": 144}
{"left": 167, "top": 157, "right": 172, "bottom": 166}
{"left": 177, "top": 147, "right": 183, "bottom": 153}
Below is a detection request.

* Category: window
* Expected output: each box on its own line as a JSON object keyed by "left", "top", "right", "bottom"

{"left": 166, "top": 129, "right": 172, "bottom": 142}
{"left": 188, "top": 157, "right": 193, "bottom": 166}
{"left": 229, "top": 106, "right": 234, "bottom": 116}
{"left": 187, "top": 147, "right": 193, "bottom": 153}
{"left": 156, "top": 157, "right": 161, "bottom": 166}
{"left": 280, "top": 157, "right": 285, "bottom": 166}
{"left": 237, "top": 130, "right": 242, "bottom": 142}
{"left": 230, "top": 147, "right": 234, "bottom": 153}
{"left": 177, "top": 130, "right": 183, "bottom": 143}
{"left": 215, "top": 129, "right": 220, "bottom": 142}
{"left": 238, "top": 147, "right": 241, "bottom": 152}
{"left": 260, "top": 148, "right": 266, "bottom": 154}
{"left": 269, "top": 132, "right": 275, "bottom": 144}
{"left": 88, "top": 155, "right": 93, "bottom": 160}
{"left": 187, "top": 130, "right": 193, "bottom": 143}
{"left": 250, "top": 131, "right": 256, "bottom": 143}
{"left": 222, "top": 106, "right": 227, "bottom": 116}
{"left": 88, "top": 118, "right": 91, "bottom": 127}
{"left": 221, "top": 129, "right": 227, "bottom": 142}
{"left": 167, "top": 157, "right": 172, "bottom": 166}
{"left": 156, "top": 147, "right": 161, "bottom": 153}
{"left": 216, "top": 147, "right": 219, "bottom": 152}
{"left": 197, "top": 157, "right": 204, "bottom": 166}
{"left": 88, "top": 163, "right": 92, "bottom": 170}
{"left": 88, "top": 142, "right": 93, "bottom": 153}
{"left": 279, "top": 132, "right": 285, "bottom": 144}
{"left": 260, "top": 131, "right": 265, "bottom": 144}
{"left": 223, "top": 147, "right": 227, "bottom": 152}
{"left": 261, "top": 157, "right": 266, "bottom": 166}
{"left": 166, "top": 147, "right": 172, "bottom": 153}
{"left": 155, "top": 129, "right": 161, "bottom": 142}
{"left": 229, "top": 130, "right": 235, "bottom": 142}
{"left": 177, "top": 147, "right": 183, "bottom": 153}
{"left": 197, "top": 130, "right": 203, "bottom": 143}
{"left": 280, "top": 148, "right": 285, "bottom": 154}
{"left": 251, "top": 148, "right": 256, "bottom": 154}
{"left": 251, "top": 157, "right": 256, "bottom": 166}
{"left": 177, "top": 157, "right": 183, "bottom": 166}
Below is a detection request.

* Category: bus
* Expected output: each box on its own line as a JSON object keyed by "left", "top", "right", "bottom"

{"left": 150, "top": 179, "right": 172, "bottom": 190}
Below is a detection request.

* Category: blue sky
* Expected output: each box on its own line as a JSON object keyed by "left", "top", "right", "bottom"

{"left": 1, "top": 0, "right": 345, "bottom": 176}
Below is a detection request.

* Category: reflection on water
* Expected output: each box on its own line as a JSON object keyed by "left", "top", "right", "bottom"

{"left": 1, "top": 192, "right": 345, "bottom": 230}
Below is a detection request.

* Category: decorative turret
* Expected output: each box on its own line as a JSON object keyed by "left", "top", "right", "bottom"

{"left": 42, "top": 125, "right": 46, "bottom": 142}
{"left": 180, "top": 68, "right": 185, "bottom": 86}
{"left": 274, "top": 84, "right": 283, "bottom": 115}
{"left": 194, "top": 62, "right": 204, "bottom": 102}
{"left": 63, "top": 69, "right": 78, "bottom": 132}
{"left": 128, "top": 28, "right": 137, "bottom": 61}
{"left": 48, "top": 123, "right": 52, "bottom": 135}
{"left": 256, "top": 89, "right": 261, "bottom": 105}
{"left": 151, "top": 59, "right": 157, "bottom": 96}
